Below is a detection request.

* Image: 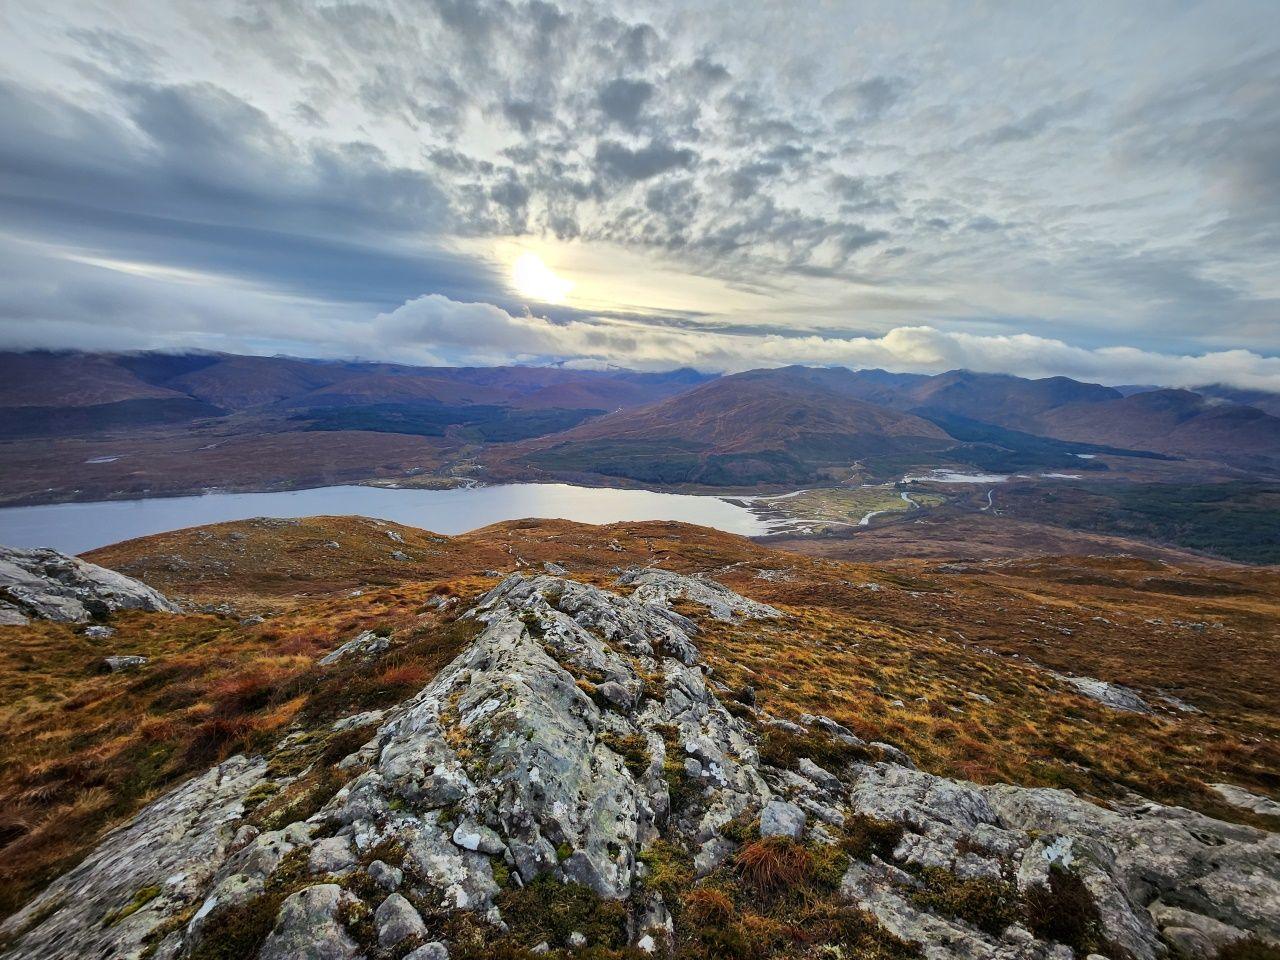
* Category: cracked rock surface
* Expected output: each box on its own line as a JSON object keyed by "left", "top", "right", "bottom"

{"left": 3, "top": 569, "right": 1277, "bottom": 960}
{"left": 0, "top": 545, "right": 180, "bottom": 624}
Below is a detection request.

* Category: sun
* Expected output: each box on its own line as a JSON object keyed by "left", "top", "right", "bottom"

{"left": 512, "top": 251, "right": 574, "bottom": 304}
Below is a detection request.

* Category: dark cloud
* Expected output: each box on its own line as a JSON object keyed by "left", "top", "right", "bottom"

{"left": 597, "top": 78, "right": 654, "bottom": 128}
{"left": 595, "top": 139, "right": 696, "bottom": 181}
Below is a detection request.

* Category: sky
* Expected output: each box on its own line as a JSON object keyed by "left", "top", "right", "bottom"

{"left": 1, "top": 0, "right": 1278, "bottom": 389}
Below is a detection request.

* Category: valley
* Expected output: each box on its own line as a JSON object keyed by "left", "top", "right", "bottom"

{"left": 3, "top": 351, "right": 1279, "bottom": 567}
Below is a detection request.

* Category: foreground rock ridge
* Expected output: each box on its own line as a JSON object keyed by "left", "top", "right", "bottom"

{"left": 0, "top": 544, "right": 180, "bottom": 625}
{"left": 3, "top": 569, "right": 1276, "bottom": 960}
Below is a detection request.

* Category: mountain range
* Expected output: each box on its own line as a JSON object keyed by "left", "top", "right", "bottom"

{"left": 1, "top": 350, "right": 1279, "bottom": 508}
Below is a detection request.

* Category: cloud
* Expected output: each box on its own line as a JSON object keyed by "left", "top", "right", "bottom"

{"left": 595, "top": 139, "right": 696, "bottom": 181}
{"left": 370, "top": 294, "right": 1280, "bottom": 391}
{"left": 0, "top": 0, "right": 1275, "bottom": 372}
{"left": 597, "top": 78, "right": 654, "bottom": 127}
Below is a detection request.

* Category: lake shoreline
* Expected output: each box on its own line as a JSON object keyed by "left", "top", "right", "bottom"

{"left": 0, "top": 482, "right": 772, "bottom": 555}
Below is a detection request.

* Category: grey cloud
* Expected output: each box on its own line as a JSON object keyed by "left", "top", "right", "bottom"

{"left": 822, "top": 76, "right": 907, "bottom": 120}
{"left": 3, "top": 0, "right": 1278, "bottom": 365}
{"left": 598, "top": 78, "right": 654, "bottom": 127}
{"left": 973, "top": 92, "right": 1092, "bottom": 147}
{"left": 595, "top": 139, "right": 696, "bottom": 181}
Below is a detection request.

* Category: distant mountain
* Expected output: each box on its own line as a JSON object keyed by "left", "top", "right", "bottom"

{"left": 0, "top": 351, "right": 712, "bottom": 427}
{"left": 0, "top": 351, "right": 192, "bottom": 408}
{"left": 1193, "top": 383, "right": 1280, "bottom": 418}
{"left": 1035, "top": 388, "right": 1280, "bottom": 468}
{"left": 902, "top": 370, "right": 1122, "bottom": 430}
{"left": 784, "top": 366, "right": 1280, "bottom": 472}
{"left": 513, "top": 367, "right": 952, "bottom": 484}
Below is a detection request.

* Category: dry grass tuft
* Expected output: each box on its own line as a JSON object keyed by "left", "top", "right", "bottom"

{"left": 735, "top": 837, "right": 814, "bottom": 895}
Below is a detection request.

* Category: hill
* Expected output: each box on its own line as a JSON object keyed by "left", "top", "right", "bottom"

{"left": 510, "top": 368, "right": 953, "bottom": 485}
{"left": 1, "top": 516, "right": 1277, "bottom": 958}
{"left": 1034, "top": 389, "right": 1280, "bottom": 468}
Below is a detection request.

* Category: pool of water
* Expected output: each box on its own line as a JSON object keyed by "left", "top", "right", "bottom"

{"left": 0, "top": 483, "right": 770, "bottom": 555}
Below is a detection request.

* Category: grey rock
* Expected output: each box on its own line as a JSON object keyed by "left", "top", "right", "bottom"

{"left": 568, "top": 930, "right": 587, "bottom": 947}
{"left": 1211, "top": 782, "right": 1280, "bottom": 818}
{"left": 368, "top": 859, "right": 403, "bottom": 891}
{"left": 0, "top": 600, "right": 28, "bottom": 625}
{"left": 760, "top": 800, "right": 806, "bottom": 838}
{"left": 331, "top": 708, "right": 387, "bottom": 732}
{"left": 308, "top": 836, "right": 356, "bottom": 874}
{"left": 1051, "top": 671, "right": 1151, "bottom": 713}
{"left": 318, "top": 629, "right": 390, "bottom": 665}
{"left": 0, "top": 755, "right": 269, "bottom": 960}
{"left": 618, "top": 567, "right": 782, "bottom": 622}
{"left": 0, "top": 545, "right": 179, "bottom": 623}
{"left": 405, "top": 944, "right": 450, "bottom": 960}
{"left": 797, "top": 758, "right": 841, "bottom": 793}
{"left": 376, "top": 892, "right": 427, "bottom": 947}
{"left": 101, "top": 654, "right": 148, "bottom": 673}
{"left": 258, "top": 884, "right": 360, "bottom": 960}
{"left": 543, "top": 561, "right": 568, "bottom": 575}
{"left": 84, "top": 624, "right": 115, "bottom": 639}
{"left": 452, "top": 820, "right": 506, "bottom": 855}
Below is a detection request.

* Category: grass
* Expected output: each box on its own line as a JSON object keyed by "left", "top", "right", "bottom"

{"left": 3, "top": 513, "right": 1278, "bottom": 947}
{"left": 754, "top": 486, "right": 946, "bottom": 533}
{"left": 0, "top": 578, "right": 479, "bottom": 920}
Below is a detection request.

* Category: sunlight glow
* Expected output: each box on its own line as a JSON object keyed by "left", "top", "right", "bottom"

{"left": 512, "top": 251, "right": 574, "bottom": 304}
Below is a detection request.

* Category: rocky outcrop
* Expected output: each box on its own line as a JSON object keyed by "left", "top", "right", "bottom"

{"left": 0, "top": 545, "right": 179, "bottom": 625}
{"left": 3, "top": 569, "right": 1277, "bottom": 960}
{"left": 318, "top": 629, "right": 391, "bottom": 666}
{"left": 0, "top": 756, "right": 269, "bottom": 960}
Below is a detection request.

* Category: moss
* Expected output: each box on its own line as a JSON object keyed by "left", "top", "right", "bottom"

{"left": 491, "top": 860, "right": 511, "bottom": 888}
{"left": 910, "top": 867, "right": 1022, "bottom": 936}
{"left": 599, "top": 732, "right": 650, "bottom": 778}
{"left": 495, "top": 873, "right": 629, "bottom": 950}
{"left": 808, "top": 842, "right": 852, "bottom": 891}
{"left": 101, "top": 884, "right": 161, "bottom": 927}
{"left": 758, "top": 726, "right": 876, "bottom": 773}
{"left": 841, "top": 815, "right": 904, "bottom": 863}
{"left": 252, "top": 766, "right": 350, "bottom": 832}
{"left": 1023, "top": 865, "right": 1109, "bottom": 956}
{"left": 556, "top": 842, "right": 573, "bottom": 863}
{"left": 663, "top": 757, "right": 701, "bottom": 816}
{"left": 188, "top": 892, "right": 283, "bottom": 960}
{"left": 637, "top": 840, "right": 694, "bottom": 907}
{"left": 336, "top": 896, "right": 375, "bottom": 950}
{"left": 242, "top": 781, "right": 280, "bottom": 810}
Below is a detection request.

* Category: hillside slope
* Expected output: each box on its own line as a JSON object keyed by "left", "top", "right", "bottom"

{"left": 1, "top": 518, "right": 1277, "bottom": 959}
{"left": 510, "top": 369, "right": 953, "bottom": 485}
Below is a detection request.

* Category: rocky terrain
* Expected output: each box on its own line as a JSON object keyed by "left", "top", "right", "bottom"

{"left": 2, "top": 551, "right": 1278, "bottom": 960}
{"left": 0, "top": 545, "right": 179, "bottom": 625}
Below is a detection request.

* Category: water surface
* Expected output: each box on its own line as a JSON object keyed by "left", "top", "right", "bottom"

{"left": 0, "top": 483, "right": 768, "bottom": 555}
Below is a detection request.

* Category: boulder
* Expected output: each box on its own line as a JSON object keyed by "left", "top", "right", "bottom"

{"left": 318, "top": 629, "right": 390, "bottom": 665}
{"left": 760, "top": 800, "right": 806, "bottom": 838}
{"left": 375, "top": 892, "right": 427, "bottom": 947}
{"left": 0, "top": 545, "right": 179, "bottom": 624}
{"left": 258, "top": 884, "right": 361, "bottom": 960}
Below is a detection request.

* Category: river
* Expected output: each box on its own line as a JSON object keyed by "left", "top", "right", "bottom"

{"left": 0, "top": 483, "right": 770, "bottom": 555}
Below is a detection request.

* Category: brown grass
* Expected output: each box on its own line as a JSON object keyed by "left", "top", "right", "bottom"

{"left": 3, "top": 513, "right": 1277, "bottom": 925}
